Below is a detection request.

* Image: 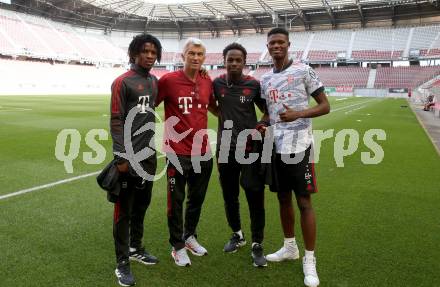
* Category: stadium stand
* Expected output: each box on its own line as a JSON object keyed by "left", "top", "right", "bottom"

{"left": 0, "top": 11, "right": 52, "bottom": 57}
{"left": 0, "top": 58, "right": 125, "bottom": 95}
{"left": 246, "top": 53, "right": 262, "bottom": 64}
{"left": 2, "top": 8, "right": 440, "bottom": 65}
{"left": 307, "top": 50, "right": 339, "bottom": 61}
{"left": 207, "top": 68, "right": 251, "bottom": 80}
{"left": 252, "top": 67, "right": 272, "bottom": 80}
{"left": 150, "top": 67, "right": 171, "bottom": 78}
{"left": 204, "top": 53, "right": 223, "bottom": 65}
{"left": 306, "top": 29, "right": 351, "bottom": 61}
{"left": 160, "top": 52, "right": 177, "bottom": 64}
{"left": 0, "top": 8, "right": 124, "bottom": 62}
{"left": 1, "top": 8, "right": 440, "bottom": 96}
{"left": 208, "top": 68, "right": 227, "bottom": 79}
{"left": 374, "top": 66, "right": 440, "bottom": 89}
{"left": 351, "top": 27, "right": 409, "bottom": 60}
{"left": 315, "top": 67, "right": 370, "bottom": 88}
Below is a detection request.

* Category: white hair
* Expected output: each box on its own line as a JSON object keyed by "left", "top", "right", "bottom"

{"left": 182, "top": 37, "right": 206, "bottom": 54}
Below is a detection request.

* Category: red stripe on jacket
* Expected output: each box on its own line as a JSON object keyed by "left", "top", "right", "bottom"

{"left": 111, "top": 70, "right": 135, "bottom": 114}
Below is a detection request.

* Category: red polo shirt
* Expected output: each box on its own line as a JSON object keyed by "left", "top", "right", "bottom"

{"left": 157, "top": 70, "right": 215, "bottom": 155}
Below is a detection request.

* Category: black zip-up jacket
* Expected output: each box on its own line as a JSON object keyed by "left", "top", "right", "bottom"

{"left": 110, "top": 64, "right": 158, "bottom": 174}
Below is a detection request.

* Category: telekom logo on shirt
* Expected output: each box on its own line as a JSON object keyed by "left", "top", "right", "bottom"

{"left": 269, "top": 89, "right": 295, "bottom": 104}
{"left": 137, "top": 95, "right": 150, "bottom": 114}
{"left": 178, "top": 97, "right": 193, "bottom": 114}
{"left": 269, "top": 89, "right": 279, "bottom": 103}
{"left": 178, "top": 97, "right": 209, "bottom": 114}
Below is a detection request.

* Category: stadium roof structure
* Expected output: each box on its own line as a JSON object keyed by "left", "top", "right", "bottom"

{"left": 4, "top": 0, "right": 440, "bottom": 35}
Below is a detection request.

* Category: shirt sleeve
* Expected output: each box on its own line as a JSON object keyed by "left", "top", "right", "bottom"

{"left": 110, "top": 78, "right": 128, "bottom": 155}
{"left": 151, "top": 75, "right": 159, "bottom": 106}
{"left": 254, "top": 81, "right": 267, "bottom": 113}
{"left": 260, "top": 78, "right": 267, "bottom": 101}
{"left": 208, "top": 82, "right": 217, "bottom": 110}
{"left": 212, "top": 79, "right": 219, "bottom": 101}
{"left": 156, "top": 76, "right": 166, "bottom": 106}
{"left": 304, "top": 65, "right": 323, "bottom": 96}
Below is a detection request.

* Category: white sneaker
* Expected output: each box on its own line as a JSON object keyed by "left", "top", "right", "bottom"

{"left": 185, "top": 235, "right": 208, "bottom": 256}
{"left": 171, "top": 247, "right": 191, "bottom": 267}
{"left": 266, "top": 243, "right": 300, "bottom": 262}
{"left": 303, "top": 256, "right": 320, "bottom": 287}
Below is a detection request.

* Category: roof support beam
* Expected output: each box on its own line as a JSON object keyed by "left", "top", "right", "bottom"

{"left": 428, "top": 0, "right": 440, "bottom": 9}
{"left": 227, "top": 0, "right": 262, "bottom": 33}
{"left": 177, "top": 4, "right": 218, "bottom": 36}
{"left": 99, "top": 0, "right": 134, "bottom": 10}
{"left": 256, "top": 0, "right": 273, "bottom": 14}
{"left": 321, "top": 0, "right": 336, "bottom": 27}
{"left": 107, "top": 2, "right": 143, "bottom": 29}
{"left": 168, "top": 6, "right": 182, "bottom": 39}
{"left": 178, "top": 4, "right": 203, "bottom": 19}
{"left": 128, "top": 3, "right": 143, "bottom": 15}
{"left": 355, "top": 0, "right": 365, "bottom": 27}
{"left": 202, "top": 2, "right": 237, "bottom": 35}
{"left": 287, "top": 0, "right": 309, "bottom": 29}
{"left": 391, "top": 3, "right": 396, "bottom": 26}
{"left": 256, "top": 0, "right": 280, "bottom": 25}
{"left": 144, "top": 5, "right": 156, "bottom": 31}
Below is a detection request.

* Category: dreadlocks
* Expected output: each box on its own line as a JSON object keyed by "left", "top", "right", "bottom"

{"left": 128, "top": 33, "right": 162, "bottom": 64}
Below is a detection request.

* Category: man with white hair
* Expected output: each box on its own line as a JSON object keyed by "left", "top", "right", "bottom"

{"left": 156, "top": 38, "right": 217, "bottom": 267}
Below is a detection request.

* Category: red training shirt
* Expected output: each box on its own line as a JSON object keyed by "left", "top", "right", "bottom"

{"left": 157, "top": 70, "right": 215, "bottom": 155}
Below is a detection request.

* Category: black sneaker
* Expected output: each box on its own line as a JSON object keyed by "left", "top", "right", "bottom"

{"left": 223, "top": 232, "right": 246, "bottom": 253}
{"left": 251, "top": 243, "right": 267, "bottom": 267}
{"left": 115, "top": 261, "right": 136, "bottom": 286}
{"left": 129, "top": 247, "right": 159, "bottom": 265}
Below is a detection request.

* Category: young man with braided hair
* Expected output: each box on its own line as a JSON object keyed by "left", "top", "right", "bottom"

{"left": 110, "top": 33, "right": 162, "bottom": 286}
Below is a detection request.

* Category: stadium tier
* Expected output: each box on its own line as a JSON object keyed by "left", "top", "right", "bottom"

{"left": 421, "top": 49, "right": 440, "bottom": 57}
{"left": 307, "top": 51, "right": 339, "bottom": 61}
{"left": 374, "top": 66, "right": 440, "bottom": 89}
{"left": 207, "top": 68, "right": 250, "bottom": 79}
{"left": 150, "top": 67, "right": 172, "bottom": 78}
{"left": 0, "top": 8, "right": 125, "bottom": 62}
{"left": 1, "top": 58, "right": 439, "bottom": 95}
{"left": 161, "top": 52, "right": 177, "bottom": 64}
{"left": 252, "top": 66, "right": 371, "bottom": 86}
{"left": 241, "top": 65, "right": 440, "bottom": 91}
{"left": 2, "top": 8, "right": 440, "bottom": 64}
{"left": 314, "top": 67, "right": 370, "bottom": 88}
{"left": 1, "top": 7, "right": 440, "bottom": 96}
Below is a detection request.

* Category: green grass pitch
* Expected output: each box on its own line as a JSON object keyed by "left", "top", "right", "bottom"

{"left": 0, "top": 95, "right": 439, "bottom": 286}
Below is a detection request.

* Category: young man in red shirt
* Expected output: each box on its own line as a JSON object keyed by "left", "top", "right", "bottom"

{"left": 156, "top": 38, "right": 217, "bottom": 267}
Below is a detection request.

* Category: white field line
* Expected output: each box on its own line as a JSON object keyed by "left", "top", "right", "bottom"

{"left": 345, "top": 106, "right": 366, "bottom": 115}
{"left": 0, "top": 171, "right": 101, "bottom": 200}
{"left": 0, "top": 154, "right": 165, "bottom": 201}
{"left": 330, "top": 99, "right": 378, "bottom": 113}
{"left": 1, "top": 99, "right": 379, "bottom": 201}
{"left": 0, "top": 107, "right": 32, "bottom": 112}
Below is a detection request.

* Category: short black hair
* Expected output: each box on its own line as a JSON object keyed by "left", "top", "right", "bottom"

{"left": 128, "top": 33, "right": 162, "bottom": 64}
{"left": 267, "top": 27, "right": 289, "bottom": 39}
{"left": 223, "top": 42, "right": 247, "bottom": 61}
